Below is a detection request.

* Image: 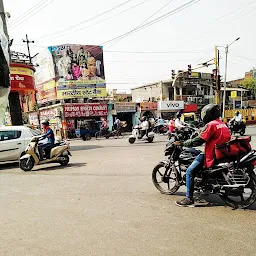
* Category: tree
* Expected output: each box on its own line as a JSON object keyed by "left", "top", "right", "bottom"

{"left": 241, "top": 77, "right": 256, "bottom": 96}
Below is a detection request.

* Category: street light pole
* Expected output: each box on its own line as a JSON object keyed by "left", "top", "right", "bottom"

{"left": 221, "top": 37, "right": 240, "bottom": 118}
{"left": 222, "top": 44, "right": 228, "bottom": 118}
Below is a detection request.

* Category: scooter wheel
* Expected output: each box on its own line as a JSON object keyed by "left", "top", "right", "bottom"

{"left": 20, "top": 158, "right": 34, "bottom": 172}
{"left": 60, "top": 155, "right": 69, "bottom": 166}
{"left": 129, "top": 138, "right": 136, "bottom": 144}
{"left": 148, "top": 137, "right": 154, "bottom": 143}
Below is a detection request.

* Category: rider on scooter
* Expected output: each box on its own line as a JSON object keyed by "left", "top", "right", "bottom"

{"left": 139, "top": 116, "right": 149, "bottom": 138}
{"left": 174, "top": 104, "right": 231, "bottom": 207}
{"left": 38, "top": 120, "right": 55, "bottom": 160}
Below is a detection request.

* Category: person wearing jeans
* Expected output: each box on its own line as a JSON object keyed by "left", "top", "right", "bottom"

{"left": 174, "top": 104, "right": 231, "bottom": 207}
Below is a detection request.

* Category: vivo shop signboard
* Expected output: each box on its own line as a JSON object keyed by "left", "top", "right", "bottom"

{"left": 158, "top": 101, "right": 184, "bottom": 111}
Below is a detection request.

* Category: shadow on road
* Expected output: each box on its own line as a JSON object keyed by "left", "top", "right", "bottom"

{"left": 174, "top": 191, "right": 256, "bottom": 210}
{"left": 32, "top": 162, "right": 87, "bottom": 172}
{"left": 70, "top": 145, "right": 102, "bottom": 151}
{"left": 0, "top": 162, "right": 19, "bottom": 171}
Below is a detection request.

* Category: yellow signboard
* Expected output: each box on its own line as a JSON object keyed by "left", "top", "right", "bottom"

{"left": 10, "top": 66, "right": 34, "bottom": 77}
{"left": 43, "top": 80, "right": 56, "bottom": 91}
{"left": 231, "top": 91, "right": 237, "bottom": 98}
{"left": 57, "top": 88, "right": 107, "bottom": 99}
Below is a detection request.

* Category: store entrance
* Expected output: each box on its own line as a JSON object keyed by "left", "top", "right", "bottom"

{"left": 116, "top": 112, "right": 133, "bottom": 132}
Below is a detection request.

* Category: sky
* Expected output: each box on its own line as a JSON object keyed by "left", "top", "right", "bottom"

{"left": 4, "top": 0, "right": 256, "bottom": 92}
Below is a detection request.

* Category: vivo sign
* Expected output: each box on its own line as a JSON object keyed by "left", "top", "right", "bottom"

{"left": 158, "top": 101, "right": 184, "bottom": 111}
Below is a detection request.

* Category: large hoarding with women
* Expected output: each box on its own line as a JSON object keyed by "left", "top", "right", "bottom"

{"left": 49, "top": 44, "right": 106, "bottom": 99}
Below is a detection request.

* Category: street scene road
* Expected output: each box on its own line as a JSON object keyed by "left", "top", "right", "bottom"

{"left": 1, "top": 128, "right": 256, "bottom": 256}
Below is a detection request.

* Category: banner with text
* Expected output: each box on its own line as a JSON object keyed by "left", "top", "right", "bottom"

{"left": 64, "top": 104, "right": 108, "bottom": 118}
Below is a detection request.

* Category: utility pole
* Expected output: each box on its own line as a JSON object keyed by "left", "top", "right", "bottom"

{"left": 214, "top": 46, "right": 220, "bottom": 105}
{"left": 220, "top": 37, "right": 240, "bottom": 118}
{"left": 22, "top": 34, "right": 38, "bottom": 64}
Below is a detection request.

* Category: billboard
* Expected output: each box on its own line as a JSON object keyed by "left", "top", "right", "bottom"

{"left": 49, "top": 44, "right": 106, "bottom": 99}
{"left": 36, "top": 79, "right": 57, "bottom": 104}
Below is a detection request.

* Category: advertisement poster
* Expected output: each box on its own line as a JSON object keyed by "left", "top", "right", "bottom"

{"left": 49, "top": 44, "right": 106, "bottom": 99}
{"left": 64, "top": 103, "right": 108, "bottom": 118}
{"left": 34, "top": 48, "right": 55, "bottom": 85}
{"left": 36, "top": 79, "right": 57, "bottom": 104}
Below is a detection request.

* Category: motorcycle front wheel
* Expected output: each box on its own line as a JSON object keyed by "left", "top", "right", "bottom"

{"left": 60, "top": 155, "right": 69, "bottom": 166}
{"left": 152, "top": 162, "right": 180, "bottom": 195}
{"left": 20, "top": 157, "right": 34, "bottom": 172}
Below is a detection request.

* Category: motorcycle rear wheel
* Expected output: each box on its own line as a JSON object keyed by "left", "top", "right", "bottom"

{"left": 219, "top": 174, "right": 256, "bottom": 209}
{"left": 152, "top": 162, "right": 180, "bottom": 195}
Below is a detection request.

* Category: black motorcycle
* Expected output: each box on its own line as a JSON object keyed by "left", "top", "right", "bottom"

{"left": 152, "top": 139, "right": 256, "bottom": 209}
{"left": 228, "top": 120, "right": 246, "bottom": 136}
{"left": 167, "top": 126, "right": 199, "bottom": 141}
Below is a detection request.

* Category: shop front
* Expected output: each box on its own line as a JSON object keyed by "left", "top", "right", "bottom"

{"left": 158, "top": 101, "right": 184, "bottom": 119}
{"left": 140, "top": 102, "right": 158, "bottom": 118}
{"left": 9, "top": 63, "right": 36, "bottom": 125}
{"left": 63, "top": 103, "right": 108, "bottom": 137}
{"left": 114, "top": 102, "right": 137, "bottom": 132}
{"left": 39, "top": 104, "right": 64, "bottom": 138}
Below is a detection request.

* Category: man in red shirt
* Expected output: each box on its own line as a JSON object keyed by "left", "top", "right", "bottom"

{"left": 175, "top": 104, "right": 231, "bottom": 207}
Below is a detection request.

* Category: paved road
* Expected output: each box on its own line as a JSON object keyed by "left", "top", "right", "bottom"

{"left": 1, "top": 129, "right": 256, "bottom": 256}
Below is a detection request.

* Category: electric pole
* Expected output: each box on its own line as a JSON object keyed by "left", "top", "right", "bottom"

{"left": 22, "top": 34, "right": 38, "bottom": 64}
{"left": 214, "top": 46, "right": 220, "bottom": 105}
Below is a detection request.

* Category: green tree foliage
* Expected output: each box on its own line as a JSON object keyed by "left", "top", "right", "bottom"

{"left": 242, "top": 77, "right": 256, "bottom": 95}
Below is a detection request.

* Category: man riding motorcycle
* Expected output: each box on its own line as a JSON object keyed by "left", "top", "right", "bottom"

{"left": 231, "top": 111, "right": 242, "bottom": 123}
{"left": 175, "top": 112, "right": 187, "bottom": 130}
{"left": 38, "top": 120, "right": 55, "bottom": 160}
{"left": 174, "top": 104, "right": 231, "bottom": 207}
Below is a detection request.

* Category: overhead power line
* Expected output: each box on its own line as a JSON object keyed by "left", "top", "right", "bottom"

{"left": 38, "top": 0, "right": 151, "bottom": 41}
{"left": 9, "top": 0, "right": 56, "bottom": 30}
{"left": 8, "top": 0, "right": 49, "bottom": 27}
{"left": 99, "top": 0, "right": 200, "bottom": 47}
{"left": 106, "top": 0, "right": 176, "bottom": 49}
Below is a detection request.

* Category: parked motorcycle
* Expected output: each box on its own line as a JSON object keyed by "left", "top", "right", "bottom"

{"left": 152, "top": 137, "right": 256, "bottom": 209}
{"left": 228, "top": 120, "right": 246, "bottom": 136}
{"left": 19, "top": 136, "right": 71, "bottom": 172}
{"left": 128, "top": 125, "right": 154, "bottom": 144}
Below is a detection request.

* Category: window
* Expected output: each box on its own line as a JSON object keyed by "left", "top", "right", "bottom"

{"left": 0, "top": 130, "right": 22, "bottom": 141}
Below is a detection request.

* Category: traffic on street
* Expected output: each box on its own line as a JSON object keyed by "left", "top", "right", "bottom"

{"left": 1, "top": 124, "right": 256, "bottom": 256}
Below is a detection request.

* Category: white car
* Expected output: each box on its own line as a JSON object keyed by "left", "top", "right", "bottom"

{"left": 0, "top": 126, "right": 41, "bottom": 163}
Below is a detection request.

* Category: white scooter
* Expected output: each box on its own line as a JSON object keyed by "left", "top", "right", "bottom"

{"left": 128, "top": 125, "right": 154, "bottom": 144}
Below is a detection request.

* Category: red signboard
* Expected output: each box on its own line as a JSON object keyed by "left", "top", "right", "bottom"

{"left": 64, "top": 104, "right": 108, "bottom": 118}
{"left": 140, "top": 102, "right": 157, "bottom": 110}
{"left": 10, "top": 64, "right": 35, "bottom": 92}
{"left": 183, "top": 104, "right": 198, "bottom": 113}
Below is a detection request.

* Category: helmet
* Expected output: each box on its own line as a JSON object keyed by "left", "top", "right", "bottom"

{"left": 176, "top": 112, "right": 182, "bottom": 119}
{"left": 201, "top": 104, "right": 220, "bottom": 124}
{"left": 141, "top": 116, "right": 147, "bottom": 122}
{"left": 41, "top": 119, "right": 49, "bottom": 126}
{"left": 236, "top": 111, "right": 240, "bottom": 116}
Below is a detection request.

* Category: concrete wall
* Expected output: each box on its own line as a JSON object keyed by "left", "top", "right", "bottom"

{"left": 131, "top": 82, "right": 162, "bottom": 102}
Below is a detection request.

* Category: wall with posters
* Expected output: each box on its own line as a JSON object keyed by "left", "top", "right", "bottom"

{"left": 49, "top": 44, "right": 107, "bottom": 99}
